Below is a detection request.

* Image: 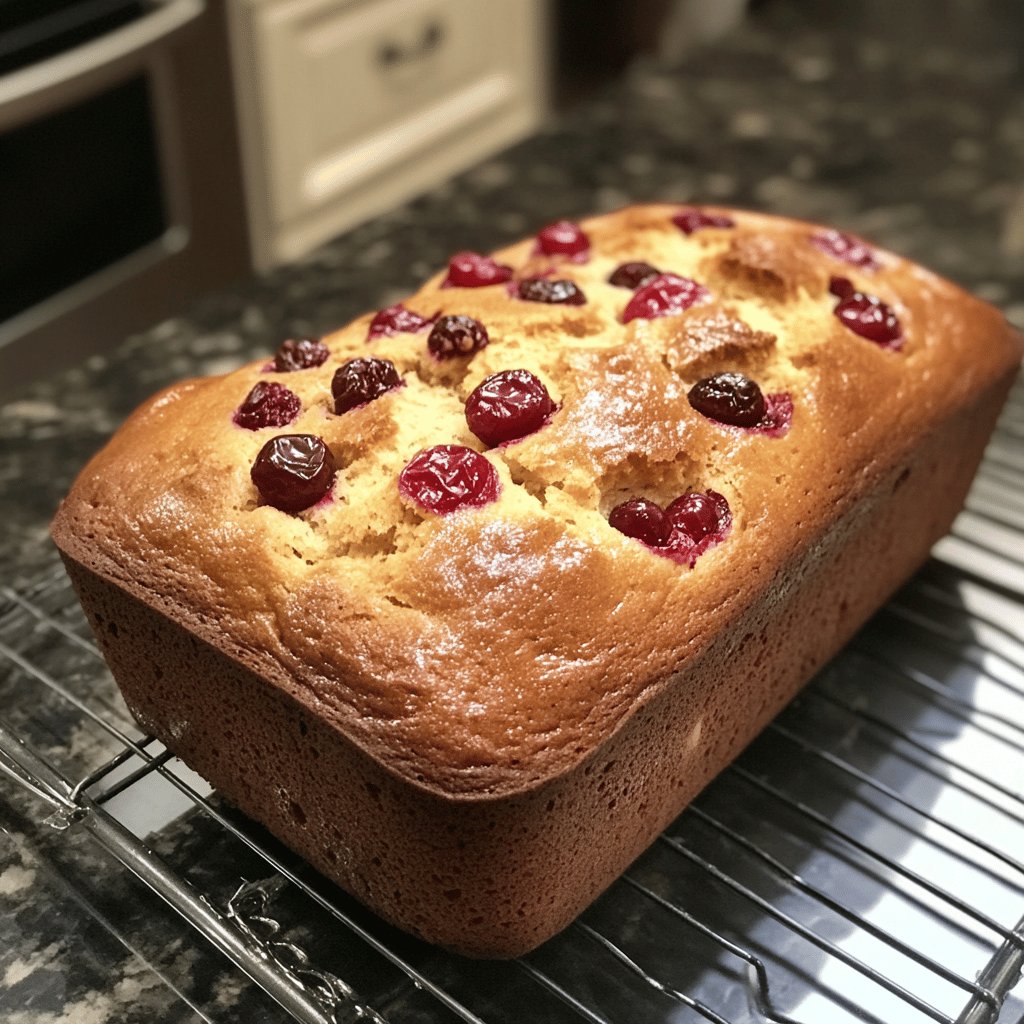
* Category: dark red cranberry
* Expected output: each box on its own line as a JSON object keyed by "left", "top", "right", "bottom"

{"left": 465, "top": 369, "right": 556, "bottom": 446}
{"left": 398, "top": 444, "right": 499, "bottom": 514}
{"left": 444, "top": 251, "right": 513, "bottom": 288}
{"left": 233, "top": 382, "right": 301, "bottom": 430}
{"left": 608, "top": 262, "right": 660, "bottom": 289}
{"left": 427, "top": 315, "right": 489, "bottom": 359}
{"left": 274, "top": 337, "right": 329, "bottom": 372}
{"left": 688, "top": 372, "right": 767, "bottom": 427}
{"left": 811, "top": 229, "right": 878, "bottom": 270}
{"left": 516, "top": 277, "right": 587, "bottom": 305}
{"left": 673, "top": 208, "right": 736, "bottom": 235}
{"left": 536, "top": 220, "right": 590, "bottom": 259}
{"left": 622, "top": 273, "right": 709, "bottom": 323}
{"left": 368, "top": 304, "right": 435, "bottom": 340}
{"left": 667, "top": 491, "right": 731, "bottom": 542}
{"left": 251, "top": 434, "right": 335, "bottom": 512}
{"left": 332, "top": 357, "right": 401, "bottom": 414}
{"left": 832, "top": 288, "right": 903, "bottom": 348}
{"left": 829, "top": 276, "right": 856, "bottom": 299}
{"left": 608, "top": 498, "right": 673, "bottom": 547}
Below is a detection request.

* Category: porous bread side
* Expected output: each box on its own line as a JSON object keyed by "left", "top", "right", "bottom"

{"left": 51, "top": 205, "right": 1023, "bottom": 801}
{"left": 57, "top": 371, "right": 1010, "bottom": 957}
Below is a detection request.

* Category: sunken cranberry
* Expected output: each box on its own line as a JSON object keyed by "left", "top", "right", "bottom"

{"left": 536, "top": 220, "right": 590, "bottom": 259}
{"left": 811, "top": 229, "right": 878, "bottom": 270}
{"left": 398, "top": 444, "right": 499, "bottom": 514}
{"left": 465, "top": 369, "right": 556, "bottom": 447}
{"left": 673, "top": 208, "right": 736, "bottom": 235}
{"left": 274, "top": 337, "right": 329, "bottom": 372}
{"left": 332, "top": 357, "right": 401, "bottom": 414}
{"left": 756, "top": 393, "right": 794, "bottom": 436}
{"left": 516, "top": 277, "right": 587, "bottom": 305}
{"left": 444, "top": 251, "right": 513, "bottom": 288}
{"left": 608, "top": 498, "right": 673, "bottom": 547}
{"left": 427, "top": 315, "right": 489, "bottom": 359}
{"left": 688, "top": 372, "right": 767, "bottom": 427}
{"left": 608, "top": 262, "right": 660, "bottom": 289}
{"left": 664, "top": 530, "right": 698, "bottom": 565}
{"left": 667, "top": 490, "right": 730, "bottom": 542}
{"left": 233, "top": 382, "right": 301, "bottom": 430}
{"left": 622, "top": 273, "right": 709, "bottom": 323}
{"left": 832, "top": 288, "right": 903, "bottom": 347}
{"left": 368, "top": 304, "right": 435, "bottom": 340}
{"left": 251, "top": 434, "right": 335, "bottom": 512}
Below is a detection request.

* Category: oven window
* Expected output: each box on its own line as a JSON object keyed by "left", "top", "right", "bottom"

{"left": 0, "top": 75, "right": 167, "bottom": 322}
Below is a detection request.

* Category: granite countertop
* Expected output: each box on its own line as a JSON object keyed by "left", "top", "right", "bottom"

{"left": 3, "top": 1, "right": 1024, "bottom": 1020}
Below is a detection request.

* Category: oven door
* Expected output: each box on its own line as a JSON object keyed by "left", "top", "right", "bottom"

{"left": 0, "top": 0, "right": 250, "bottom": 394}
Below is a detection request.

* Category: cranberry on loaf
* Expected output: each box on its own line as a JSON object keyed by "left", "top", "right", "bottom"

{"left": 51, "top": 206, "right": 1022, "bottom": 958}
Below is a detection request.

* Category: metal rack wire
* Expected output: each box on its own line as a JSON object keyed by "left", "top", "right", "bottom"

{"left": 1, "top": 382, "right": 1023, "bottom": 1024}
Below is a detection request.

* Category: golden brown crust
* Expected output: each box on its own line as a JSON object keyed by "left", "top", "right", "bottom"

{"left": 51, "top": 204, "right": 1023, "bottom": 808}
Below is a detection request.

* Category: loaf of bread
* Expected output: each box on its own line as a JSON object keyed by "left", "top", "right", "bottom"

{"left": 52, "top": 205, "right": 1022, "bottom": 957}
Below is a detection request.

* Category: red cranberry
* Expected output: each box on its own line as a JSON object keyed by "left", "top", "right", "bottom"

{"left": 608, "top": 262, "right": 660, "bottom": 289}
{"left": 251, "top": 434, "right": 335, "bottom": 512}
{"left": 465, "top": 369, "right": 556, "bottom": 447}
{"left": 274, "top": 337, "right": 329, "bottom": 372}
{"left": 427, "top": 315, "right": 489, "bottom": 359}
{"left": 332, "top": 357, "right": 401, "bottom": 414}
{"left": 811, "top": 229, "right": 878, "bottom": 270}
{"left": 233, "top": 382, "right": 301, "bottom": 430}
{"left": 673, "top": 208, "right": 736, "bottom": 235}
{"left": 622, "top": 273, "right": 709, "bottom": 323}
{"left": 608, "top": 498, "right": 673, "bottom": 547}
{"left": 444, "top": 251, "right": 513, "bottom": 288}
{"left": 688, "top": 373, "right": 767, "bottom": 427}
{"left": 516, "top": 277, "right": 587, "bottom": 305}
{"left": 831, "top": 287, "right": 903, "bottom": 348}
{"left": 665, "top": 489, "right": 732, "bottom": 566}
{"left": 536, "top": 220, "right": 590, "bottom": 260}
{"left": 398, "top": 444, "right": 499, "bottom": 514}
{"left": 368, "top": 304, "right": 435, "bottom": 340}
{"left": 667, "top": 490, "right": 731, "bottom": 542}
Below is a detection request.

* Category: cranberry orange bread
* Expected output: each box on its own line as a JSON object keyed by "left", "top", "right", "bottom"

{"left": 51, "top": 206, "right": 1022, "bottom": 957}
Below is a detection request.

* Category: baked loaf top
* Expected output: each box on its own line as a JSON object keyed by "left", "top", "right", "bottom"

{"left": 52, "top": 205, "right": 1022, "bottom": 799}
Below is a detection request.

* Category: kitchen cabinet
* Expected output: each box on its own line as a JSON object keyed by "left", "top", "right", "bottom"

{"left": 228, "top": 0, "right": 548, "bottom": 269}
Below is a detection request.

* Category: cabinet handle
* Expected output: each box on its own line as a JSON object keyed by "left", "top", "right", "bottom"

{"left": 376, "top": 20, "right": 445, "bottom": 69}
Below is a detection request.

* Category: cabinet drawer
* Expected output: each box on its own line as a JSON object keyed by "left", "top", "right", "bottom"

{"left": 239, "top": 0, "right": 540, "bottom": 228}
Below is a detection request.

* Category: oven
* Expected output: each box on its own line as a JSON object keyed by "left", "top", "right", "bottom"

{"left": 0, "top": 0, "right": 249, "bottom": 393}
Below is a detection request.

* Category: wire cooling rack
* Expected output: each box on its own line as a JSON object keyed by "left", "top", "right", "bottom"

{"left": 1, "top": 382, "right": 1023, "bottom": 1024}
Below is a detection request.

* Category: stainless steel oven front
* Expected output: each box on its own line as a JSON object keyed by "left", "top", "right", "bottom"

{"left": 0, "top": 0, "right": 250, "bottom": 394}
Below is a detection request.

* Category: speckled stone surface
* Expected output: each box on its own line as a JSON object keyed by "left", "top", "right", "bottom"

{"left": 2, "top": 1, "right": 1024, "bottom": 1020}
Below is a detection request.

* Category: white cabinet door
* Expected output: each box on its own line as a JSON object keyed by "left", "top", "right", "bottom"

{"left": 230, "top": 0, "right": 547, "bottom": 267}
